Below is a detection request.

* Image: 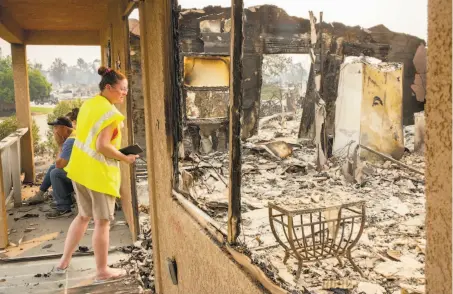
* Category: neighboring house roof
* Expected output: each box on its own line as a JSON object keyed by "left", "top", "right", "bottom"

{"left": 129, "top": 19, "right": 140, "bottom": 37}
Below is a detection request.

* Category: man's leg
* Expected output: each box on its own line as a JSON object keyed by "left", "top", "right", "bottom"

{"left": 48, "top": 168, "right": 73, "bottom": 212}
{"left": 57, "top": 215, "right": 90, "bottom": 269}
{"left": 40, "top": 164, "right": 55, "bottom": 192}
{"left": 25, "top": 164, "right": 55, "bottom": 204}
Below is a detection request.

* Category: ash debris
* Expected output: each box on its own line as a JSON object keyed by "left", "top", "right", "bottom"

{"left": 178, "top": 108, "right": 426, "bottom": 294}
{"left": 112, "top": 218, "right": 155, "bottom": 292}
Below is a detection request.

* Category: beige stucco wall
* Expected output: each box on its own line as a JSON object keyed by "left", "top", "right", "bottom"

{"left": 425, "top": 0, "right": 452, "bottom": 293}
{"left": 157, "top": 202, "right": 266, "bottom": 293}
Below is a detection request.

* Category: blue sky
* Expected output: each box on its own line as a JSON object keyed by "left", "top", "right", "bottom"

{"left": 0, "top": 0, "right": 427, "bottom": 69}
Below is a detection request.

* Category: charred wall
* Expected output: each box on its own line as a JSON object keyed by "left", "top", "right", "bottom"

{"left": 367, "top": 25, "right": 426, "bottom": 125}
{"left": 178, "top": 5, "right": 425, "bottom": 139}
{"left": 129, "top": 31, "right": 147, "bottom": 149}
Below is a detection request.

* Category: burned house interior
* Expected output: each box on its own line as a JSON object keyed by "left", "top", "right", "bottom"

{"left": 172, "top": 4, "right": 426, "bottom": 293}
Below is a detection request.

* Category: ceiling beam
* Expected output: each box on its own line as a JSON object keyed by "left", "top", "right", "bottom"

{"left": 123, "top": 0, "right": 138, "bottom": 18}
{"left": 25, "top": 30, "right": 101, "bottom": 45}
{"left": 0, "top": 6, "right": 24, "bottom": 44}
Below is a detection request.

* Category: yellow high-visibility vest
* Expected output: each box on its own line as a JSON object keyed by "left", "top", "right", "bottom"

{"left": 66, "top": 95, "right": 124, "bottom": 197}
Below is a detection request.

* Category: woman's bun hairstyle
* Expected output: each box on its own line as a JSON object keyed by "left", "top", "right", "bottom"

{"left": 97, "top": 66, "right": 126, "bottom": 91}
{"left": 98, "top": 66, "right": 110, "bottom": 76}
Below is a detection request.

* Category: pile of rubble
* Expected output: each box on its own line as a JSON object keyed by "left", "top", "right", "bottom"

{"left": 248, "top": 149, "right": 425, "bottom": 294}
{"left": 112, "top": 218, "right": 155, "bottom": 292}
{"left": 178, "top": 111, "right": 426, "bottom": 294}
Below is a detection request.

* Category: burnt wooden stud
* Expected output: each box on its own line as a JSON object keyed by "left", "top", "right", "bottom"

{"left": 319, "top": 12, "right": 328, "bottom": 158}
{"left": 298, "top": 11, "right": 319, "bottom": 140}
{"left": 227, "top": 0, "right": 244, "bottom": 244}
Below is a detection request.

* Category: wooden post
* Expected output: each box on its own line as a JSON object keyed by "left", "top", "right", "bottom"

{"left": 0, "top": 153, "right": 7, "bottom": 249}
{"left": 11, "top": 141, "right": 21, "bottom": 207}
{"left": 319, "top": 12, "right": 328, "bottom": 159}
{"left": 108, "top": 0, "right": 139, "bottom": 241}
{"left": 11, "top": 44, "right": 35, "bottom": 183}
{"left": 319, "top": 12, "right": 324, "bottom": 97}
{"left": 137, "top": 0, "right": 173, "bottom": 291}
{"left": 227, "top": 0, "right": 244, "bottom": 244}
{"left": 124, "top": 17, "right": 141, "bottom": 238}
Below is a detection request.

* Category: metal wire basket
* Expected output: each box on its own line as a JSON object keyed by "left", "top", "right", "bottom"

{"left": 269, "top": 201, "right": 366, "bottom": 280}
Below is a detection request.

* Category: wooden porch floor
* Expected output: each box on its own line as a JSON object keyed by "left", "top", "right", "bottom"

{"left": 0, "top": 185, "right": 141, "bottom": 293}
{"left": 0, "top": 253, "right": 148, "bottom": 294}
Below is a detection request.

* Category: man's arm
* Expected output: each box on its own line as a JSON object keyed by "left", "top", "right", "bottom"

{"left": 55, "top": 156, "right": 68, "bottom": 169}
{"left": 55, "top": 139, "right": 73, "bottom": 169}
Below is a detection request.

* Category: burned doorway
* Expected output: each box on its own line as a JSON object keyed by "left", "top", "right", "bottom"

{"left": 259, "top": 54, "right": 310, "bottom": 137}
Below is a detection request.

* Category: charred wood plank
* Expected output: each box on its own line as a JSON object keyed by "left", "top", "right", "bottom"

{"left": 227, "top": 0, "right": 244, "bottom": 244}
{"left": 342, "top": 42, "right": 391, "bottom": 60}
{"left": 299, "top": 55, "right": 317, "bottom": 139}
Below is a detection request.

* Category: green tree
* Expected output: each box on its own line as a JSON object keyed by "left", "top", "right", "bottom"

{"left": 0, "top": 116, "right": 42, "bottom": 154}
{"left": 77, "top": 58, "right": 88, "bottom": 71}
{"left": 31, "top": 62, "right": 43, "bottom": 71}
{"left": 90, "top": 59, "right": 101, "bottom": 74}
{"left": 0, "top": 56, "right": 52, "bottom": 104}
{"left": 47, "top": 99, "right": 84, "bottom": 124}
{"left": 29, "top": 67, "right": 52, "bottom": 102}
{"left": 0, "top": 56, "right": 14, "bottom": 103}
{"left": 262, "top": 55, "right": 292, "bottom": 82}
{"left": 262, "top": 55, "right": 293, "bottom": 112}
{"left": 50, "top": 58, "right": 68, "bottom": 86}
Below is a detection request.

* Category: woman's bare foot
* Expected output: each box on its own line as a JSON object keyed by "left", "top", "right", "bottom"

{"left": 57, "top": 261, "right": 69, "bottom": 271}
{"left": 95, "top": 268, "right": 127, "bottom": 281}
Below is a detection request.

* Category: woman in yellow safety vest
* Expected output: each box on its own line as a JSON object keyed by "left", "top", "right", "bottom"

{"left": 54, "top": 66, "right": 138, "bottom": 281}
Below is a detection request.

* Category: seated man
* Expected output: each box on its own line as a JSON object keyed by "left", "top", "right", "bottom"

{"left": 26, "top": 117, "right": 76, "bottom": 218}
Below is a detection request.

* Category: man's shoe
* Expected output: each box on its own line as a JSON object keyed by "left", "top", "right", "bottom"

{"left": 24, "top": 191, "right": 47, "bottom": 205}
{"left": 50, "top": 202, "right": 74, "bottom": 210}
{"left": 45, "top": 209, "right": 73, "bottom": 219}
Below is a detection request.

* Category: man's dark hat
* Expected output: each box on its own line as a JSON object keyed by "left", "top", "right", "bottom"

{"left": 48, "top": 116, "right": 73, "bottom": 128}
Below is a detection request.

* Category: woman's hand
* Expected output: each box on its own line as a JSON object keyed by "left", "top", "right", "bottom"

{"left": 124, "top": 154, "right": 139, "bottom": 164}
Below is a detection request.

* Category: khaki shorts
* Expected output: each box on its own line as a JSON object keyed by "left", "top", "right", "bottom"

{"left": 72, "top": 181, "right": 116, "bottom": 221}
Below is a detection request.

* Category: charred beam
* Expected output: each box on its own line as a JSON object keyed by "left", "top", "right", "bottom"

{"left": 227, "top": 0, "right": 243, "bottom": 244}
{"left": 298, "top": 62, "right": 316, "bottom": 139}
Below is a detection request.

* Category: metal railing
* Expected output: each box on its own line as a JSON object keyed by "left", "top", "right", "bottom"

{"left": 0, "top": 128, "right": 28, "bottom": 249}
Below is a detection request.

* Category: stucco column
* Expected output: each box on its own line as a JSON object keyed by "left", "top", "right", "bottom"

{"left": 11, "top": 44, "right": 35, "bottom": 183}
{"left": 425, "top": 0, "right": 452, "bottom": 293}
